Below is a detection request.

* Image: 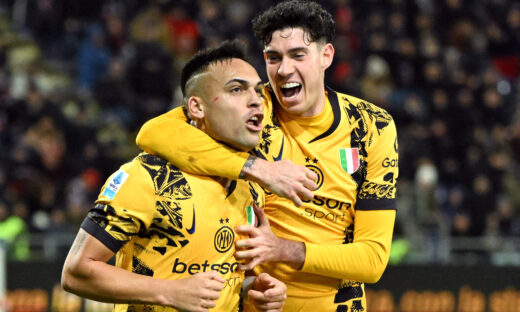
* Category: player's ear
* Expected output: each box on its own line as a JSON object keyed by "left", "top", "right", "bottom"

{"left": 187, "top": 96, "right": 205, "bottom": 120}
{"left": 320, "top": 43, "right": 334, "bottom": 70}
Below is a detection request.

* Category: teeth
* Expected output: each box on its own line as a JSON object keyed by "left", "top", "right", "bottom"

{"left": 251, "top": 116, "right": 258, "bottom": 121}
{"left": 281, "top": 82, "right": 301, "bottom": 89}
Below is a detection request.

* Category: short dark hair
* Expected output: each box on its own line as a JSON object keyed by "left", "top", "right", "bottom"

{"left": 252, "top": 0, "right": 335, "bottom": 45}
{"left": 181, "top": 40, "right": 248, "bottom": 97}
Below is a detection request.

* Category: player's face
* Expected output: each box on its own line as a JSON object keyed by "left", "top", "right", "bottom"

{"left": 264, "top": 27, "right": 334, "bottom": 117}
{"left": 200, "top": 59, "right": 264, "bottom": 151}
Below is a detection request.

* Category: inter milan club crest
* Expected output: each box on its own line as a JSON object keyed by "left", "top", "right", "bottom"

{"left": 305, "top": 157, "right": 324, "bottom": 189}
{"left": 214, "top": 218, "right": 234, "bottom": 253}
{"left": 339, "top": 148, "right": 360, "bottom": 174}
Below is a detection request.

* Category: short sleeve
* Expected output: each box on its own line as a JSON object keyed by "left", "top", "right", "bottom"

{"left": 81, "top": 163, "right": 155, "bottom": 252}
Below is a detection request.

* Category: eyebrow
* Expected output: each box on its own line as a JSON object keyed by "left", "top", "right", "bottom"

{"left": 264, "top": 47, "right": 309, "bottom": 54}
{"left": 225, "top": 78, "right": 263, "bottom": 89}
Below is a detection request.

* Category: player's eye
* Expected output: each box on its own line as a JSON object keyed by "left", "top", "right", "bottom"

{"left": 231, "top": 86, "right": 242, "bottom": 93}
{"left": 266, "top": 55, "right": 280, "bottom": 62}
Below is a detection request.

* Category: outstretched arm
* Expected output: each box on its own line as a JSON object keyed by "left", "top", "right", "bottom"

{"left": 62, "top": 229, "right": 225, "bottom": 311}
{"left": 136, "top": 107, "right": 317, "bottom": 205}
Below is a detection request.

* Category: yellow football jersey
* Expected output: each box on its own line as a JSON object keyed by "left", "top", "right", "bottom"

{"left": 81, "top": 153, "right": 264, "bottom": 312}
{"left": 135, "top": 86, "right": 398, "bottom": 312}
{"left": 250, "top": 87, "right": 397, "bottom": 311}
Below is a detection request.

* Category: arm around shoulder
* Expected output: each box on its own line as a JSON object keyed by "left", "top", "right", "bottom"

{"left": 136, "top": 107, "right": 249, "bottom": 179}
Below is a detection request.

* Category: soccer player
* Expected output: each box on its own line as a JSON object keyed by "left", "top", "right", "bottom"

{"left": 136, "top": 1, "right": 398, "bottom": 311}
{"left": 61, "top": 40, "right": 287, "bottom": 312}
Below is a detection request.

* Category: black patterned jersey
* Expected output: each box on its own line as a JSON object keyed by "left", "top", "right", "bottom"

{"left": 251, "top": 86, "right": 398, "bottom": 305}
{"left": 81, "top": 153, "right": 264, "bottom": 312}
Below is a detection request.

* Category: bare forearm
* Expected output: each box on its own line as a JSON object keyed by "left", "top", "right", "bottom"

{"left": 62, "top": 260, "right": 168, "bottom": 305}
{"left": 62, "top": 230, "right": 172, "bottom": 305}
{"left": 239, "top": 155, "right": 263, "bottom": 180}
{"left": 277, "top": 239, "right": 305, "bottom": 269}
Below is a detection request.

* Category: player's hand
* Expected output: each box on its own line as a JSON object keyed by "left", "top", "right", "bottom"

{"left": 235, "top": 204, "right": 280, "bottom": 270}
{"left": 167, "top": 271, "right": 225, "bottom": 312}
{"left": 248, "top": 273, "right": 286, "bottom": 312}
{"left": 241, "top": 157, "right": 317, "bottom": 206}
{"left": 266, "top": 160, "right": 317, "bottom": 206}
{"left": 236, "top": 203, "right": 307, "bottom": 272}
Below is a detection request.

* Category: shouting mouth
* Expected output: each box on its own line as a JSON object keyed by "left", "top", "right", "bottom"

{"left": 280, "top": 82, "right": 302, "bottom": 99}
{"left": 246, "top": 113, "right": 263, "bottom": 132}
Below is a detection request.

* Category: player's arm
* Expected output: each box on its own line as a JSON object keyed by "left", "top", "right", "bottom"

{"left": 136, "top": 107, "right": 249, "bottom": 179}
{"left": 62, "top": 166, "right": 225, "bottom": 311}
{"left": 235, "top": 203, "right": 306, "bottom": 270}
{"left": 62, "top": 229, "right": 224, "bottom": 310}
{"left": 235, "top": 209, "right": 394, "bottom": 283}
{"left": 136, "top": 107, "right": 317, "bottom": 206}
{"left": 301, "top": 116, "right": 399, "bottom": 283}
{"left": 61, "top": 229, "right": 224, "bottom": 311}
{"left": 236, "top": 116, "right": 398, "bottom": 283}
{"left": 300, "top": 210, "right": 395, "bottom": 283}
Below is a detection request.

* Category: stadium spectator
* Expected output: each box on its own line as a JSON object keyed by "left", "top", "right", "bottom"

{"left": 0, "top": 200, "right": 30, "bottom": 260}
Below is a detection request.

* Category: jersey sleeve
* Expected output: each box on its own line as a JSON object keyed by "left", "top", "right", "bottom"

{"left": 301, "top": 107, "right": 397, "bottom": 282}
{"left": 301, "top": 209, "right": 395, "bottom": 283}
{"left": 356, "top": 114, "right": 398, "bottom": 211}
{"left": 80, "top": 164, "right": 156, "bottom": 253}
{"left": 136, "top": 107, "right": 249, "bottom": 179}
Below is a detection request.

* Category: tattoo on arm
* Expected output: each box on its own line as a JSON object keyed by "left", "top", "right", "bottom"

{"left": 239, "top": 155, "right": 257, "bottom": 179}
{"left": 71, "top": 231, "right": 87, "bottom": 256}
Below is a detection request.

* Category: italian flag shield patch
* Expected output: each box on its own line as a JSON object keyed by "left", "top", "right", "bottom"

{"left": 339, "top": 148, "right": 360, "bottom": 174}
{"left": 246, "top": 205, "right": 257, "bottom": 226}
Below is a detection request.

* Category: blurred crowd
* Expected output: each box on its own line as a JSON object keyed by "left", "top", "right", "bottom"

{"left": 0, "top": 0, "right": 519, "bottom": 263}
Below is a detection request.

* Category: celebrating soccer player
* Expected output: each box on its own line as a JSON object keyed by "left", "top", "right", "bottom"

{"left": 61, "top": 40, "right": 286, "bottom": 312}
{"left": 136, "top": 1, "right": 398, "bottom": 311}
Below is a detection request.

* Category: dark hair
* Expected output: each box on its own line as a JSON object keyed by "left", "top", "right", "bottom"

{"left": 181, "top": 40, "right": 248, "bottom": 97}
{"left": 252, "top": 0, "right": 335, "bottom": 45}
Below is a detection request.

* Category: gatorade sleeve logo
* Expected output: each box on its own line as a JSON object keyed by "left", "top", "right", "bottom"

{"left": 102, "top": 170, "right": 129, "bottom": 200}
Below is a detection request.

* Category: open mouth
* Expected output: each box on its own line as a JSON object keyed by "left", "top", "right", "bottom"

{"left": 246, "top": 113, "right": 264, "bottom": 131}
{"left": 280, "top": 82, "right": 302, "bottom": 98}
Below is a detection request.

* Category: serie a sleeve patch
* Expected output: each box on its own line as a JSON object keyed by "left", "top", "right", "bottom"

{"left": 102, "top": 170, "right": 130, "bottom": 200}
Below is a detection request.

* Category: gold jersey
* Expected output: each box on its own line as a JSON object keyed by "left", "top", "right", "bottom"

{"left": 81, "top": 153, "right": 264, "bottom": 312}
{"left": 136, "top": 86, "right": 398, "bottom": 312}
{"left": 252, "top": 87, "right": 397, "bottom": 311}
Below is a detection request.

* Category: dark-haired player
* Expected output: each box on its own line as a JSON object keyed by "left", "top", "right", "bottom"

{"left": 61, "top": 40, "right": 287, "bottom": 312}
{"left": 136, "top": 1, "right": 398, "bottom": 311}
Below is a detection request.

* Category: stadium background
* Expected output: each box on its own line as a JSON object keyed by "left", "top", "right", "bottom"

{"left": 0, "top": 0, "right": 519, "bottom": 311}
